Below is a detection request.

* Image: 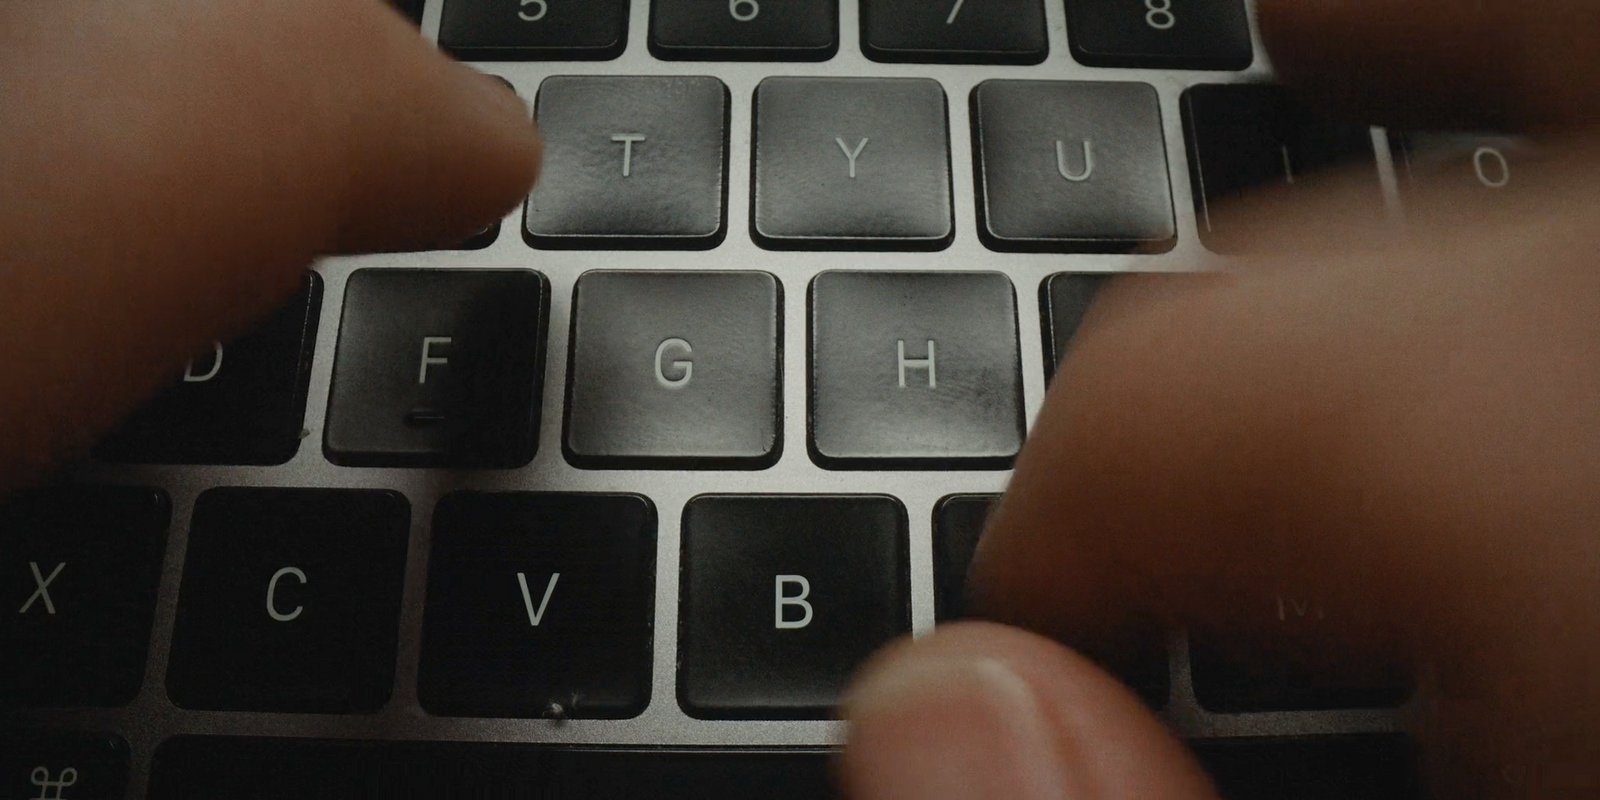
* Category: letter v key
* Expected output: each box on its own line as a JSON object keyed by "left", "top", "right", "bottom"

{"left": 517, "top": 572, "right": 560, "bottom": 626}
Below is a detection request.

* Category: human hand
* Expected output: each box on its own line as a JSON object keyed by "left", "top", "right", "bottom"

{"left": 842, "top": 0, "right": 1600, "bottom": 797}
{"left": 0, "top": 0, "right": 539, "bottom": 487}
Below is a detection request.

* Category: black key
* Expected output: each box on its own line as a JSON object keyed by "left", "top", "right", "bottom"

{"left": 149, "top": 737, "right": 837, "bottom": 799}
{"left": 565, "top": 271, "right": 781, "bottom": 468}
{"left": 96, "top": 274, "right": 321, "bottom": 465}
{"left": 1189, "top": 588, "right": 1413, "bottom": 712}
{"left": 1, "top": 731, "right": 128, "bottom": 800}
{"left": 973, "top": 80, "right": 1175, "bottom": 253}
{"left": 932, "top": 494, "right": 996, "bottom": 622}
{"left": 753, "top": 77, "right": 952, "bottom": 251}
{"left": 809, "top": 271, "right": 1024, "bottom": 469}
{"left": 419, "top": 492, "right": 656, "bottom": 719}
{"left": 1182, "top": 84, "right": 1380, "bottom": 254}
{"left": 448, "top": 221, "right": 500, "bottom": 251}
{"left": 1192, "top": 735, "right": 1419, "bottom": 800}
{"left": 525, "top": 76, "right": 729, "bottom": 250}
{"left": 386, "top": 0, "right": 424, "bottom": 25}
{"left": 862, "top": 0, "right": 1046, "bottom": 64}
{"left": 679, "top": 495, "right": 909, "bottom": 719}
{"left": 1066, "top": 0, "right": 1252, "bottom": 70}
{"left": 323, "top": 269, "right": 548, "bottom": 468}
{"left": 934, "top": 494, "right": 1170, "bottom": 706}
{"left": 1395, "top": 133, "right": 1534, "bottom": 207}
{"left": 1041, "top": 272, "right": 1111, "bottom": 377}
{"left": 0, "top": 488, "right": 169, "bottom": 709}
{"left": 165, "top": 488, "right": 410, "bottom": 713}
{"left": 439, "top": 0, "right": 628, "bottom": 61}
{"left": 650, "top": 0, "right": 837, "bottom": 61}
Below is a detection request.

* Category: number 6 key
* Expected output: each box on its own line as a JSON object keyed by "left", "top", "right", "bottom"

{"left": 650, "top": 0, "right": 837, "bottom": 61}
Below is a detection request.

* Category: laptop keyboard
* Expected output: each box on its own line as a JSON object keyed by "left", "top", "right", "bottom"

{"left": 0, "top": 0, "right": 1461, "bottom": 796}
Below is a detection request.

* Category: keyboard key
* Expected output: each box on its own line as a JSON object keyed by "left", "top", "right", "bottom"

{"left": 1192, "top": 735, "right": 1419, "bottom": 799}
{"left": 165, "top": 488, "right": 411, "bottom": 713}
{"left": 439, "top": 0, "right": 628, "bottom": 61}
{"left": 0, "top": 488, "right": 169, "bottom": 709}
{"left": 679, "top": 495, "right": 910, "bottom": 719}
{"left": 149, "top": 737, "right": 837, "bottom": 799}
{"left": 1182, "top": 84, "right": 1380, "bottom": 254}
{"left": 753, "top": 77, "right": 952, "bottom": 250}
{"left": 419, "top": 492, "right": 656, "bottom": 719}
{"left": 973, "top": 81, "right": 1175, "bottom": 253}
{"left": 932, "top": 494, "right": 997, "bottom": 622}
{"left": 1395, "top": 133, "right": 1535, "bottom": 207}
{"left": 323, "top": 269, "right": 548, "bottom": 468}
{"left": 809, "top": 272, "right": 1024, "bottom": 469}
{"left": 1189, "top": 588, "right": 1413, "bottom": 712}
{"left": 565, "top": 271, "right": 781, "bottom": 468}
{"left": 1, "top": 731, "right": 129, "bottom": 800}
{"left": 386, "top": 0, "right": 424, "bottom": 25}
{"left": 650, "top": 0, "right": 837, "bottom": 61}
{"left": 1065, "top": 0, "right": 1252, "bottom": 70}
{"left": 934, "top": 494, "right": 1170, "bottom": 706}
{"left": 449, "top": 221, "right": 499, "bottom": 251}
{"left": 96, "top": 274, "right": 321, "bottom": 465}
{"left": 525, "top": 76, "right": 729, "bottom": 249}
{"left": 862, "top": 0, "right": 1046, "bottom": 64}
{"left": 1042, "top": 272, "right": 1112, "bottom": 377}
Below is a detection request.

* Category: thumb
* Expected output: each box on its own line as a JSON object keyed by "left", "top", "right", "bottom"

{"left": 841, "top": 622, "right": 1218, "bottom": 800}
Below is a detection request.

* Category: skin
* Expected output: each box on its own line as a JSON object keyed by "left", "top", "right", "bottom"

{"left": 845, "top": 1, "right": 1600, "bottom": 798}
{"left": 1, "top": 0, "right": 1596, "bottom": 797}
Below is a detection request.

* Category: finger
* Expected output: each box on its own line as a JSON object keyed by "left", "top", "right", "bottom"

{"left": 1258, "top": 0, "right": 1600, "bottom": 131}
{"left": 841, "top": 622, "right": 1219, "bottom": 800}
{"left": 0, "top": 0, "right": 540, "bottom": 484}
{"left": 969, "top": 152, "right": 1600, "bottom": 795}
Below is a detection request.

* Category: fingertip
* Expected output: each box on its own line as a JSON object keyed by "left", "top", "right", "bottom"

{"left": 842, "top": 623, "right": 1217, "bottom": 800}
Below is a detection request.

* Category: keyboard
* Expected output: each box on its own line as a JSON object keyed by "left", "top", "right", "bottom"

{"left": 2, "top": 0, "right": 1528, "bottom": 796}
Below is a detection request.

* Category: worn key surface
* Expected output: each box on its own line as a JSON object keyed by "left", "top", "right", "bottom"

{"left": 0, "top": 487, "right": 169, "bottom": 709}
{"left": 809, "top": 271, "right": 1024, "bottom": 469}
{"left": 678, "top": 495, "right": 910, "bottom": 719}
{"left": 323, "top": 269, "right": 548, "bottom": 468}
{"left": 419, "top": 492, "right": 657, "bottom": 719}
{"left": 752, "top": 77, "right": 952, "bottom": 250}
{"left": 861, "top": 0, "right": 1047, "bottom": 64}
{"left": 973, "top": 80, "right": 1175, "bottom": 253}
{"left": 565, "top": 270, "right": 781, "bottom": 468}
{"left": 165, "top": 488, "right": 411, "bottom": 714}
{"left": 525, "top": 76, "right": 729, "bottom": 249}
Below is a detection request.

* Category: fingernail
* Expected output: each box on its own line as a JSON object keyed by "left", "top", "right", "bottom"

{"left": 844, "top": 654, "right": 1078, "bottom": 800}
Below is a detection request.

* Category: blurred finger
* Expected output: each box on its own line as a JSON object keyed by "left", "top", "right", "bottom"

{"left": 970, "top": 145, "right": 1600, "bottom": 794}
{"left": 0, "top": 0, "right": 540, "bottom": 484}
{"left": 842, "top": 623, "right": 1219, "bottom": 800}
{"left": 1259, "top": 0, "right": 1600, "bottom": 131}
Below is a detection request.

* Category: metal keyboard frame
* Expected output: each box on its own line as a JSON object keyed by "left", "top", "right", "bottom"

{"left": 13, "top": 0, "right": 1405, "bottom": 795}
